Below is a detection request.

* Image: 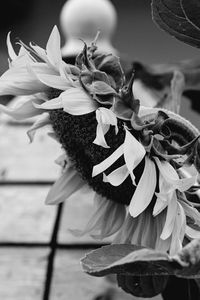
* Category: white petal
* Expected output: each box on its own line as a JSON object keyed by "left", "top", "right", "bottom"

{"left": 124, "top": 128, "right": 146, "bottom": 175}
{"left": 169, "top": 203, "right": 186, "bottom": 255}
{"left": 103, "top": 164, "right": 129, "bottom": 186}
{"left": 98, "top": 107, "right": 118, "bottom": 133}
{"left": 129, "top": 156, "right": 157, "bottom": 217}
{"left": 160, "top": 193, "right": 177, "bottom": 240}
{"left": 27, "top": 112, "right": 50, "bottom": 142}
{"left": 154, "top": 157, "right": 196, "bottom": 192}
{"left": 92, "top": 144, "right": 123, "bottom": 177}
{"left": 36, "top": 73, "right": 71, "bottom": 90}
{"left": 61, "top": 88, "right": 97, "bottom": 115}
{"left": 46, "top": 26, "right": 62, "bottom": 69}
{"left": 153, "top": 173, "right": 172, "bottom": 216}
{"left": 45, "top": 167, "right": 85, "bottom": 205}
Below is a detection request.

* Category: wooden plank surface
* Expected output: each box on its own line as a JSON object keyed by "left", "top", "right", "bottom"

{"left": 50, "top": 249, "right": 162, "bottom": 300}
{"left": 0, "top": 248, "right": 48, "bottom": 299}
{"left": 0, "top": 123, "right": 61, "bottom": 181}
{"left": 0, "top": 185, "right": 56, "bottom": 242}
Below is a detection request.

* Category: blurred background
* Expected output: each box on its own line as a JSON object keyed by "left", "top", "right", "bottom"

{"left": 1, "top": 0, "right": 200, "bottom": 67}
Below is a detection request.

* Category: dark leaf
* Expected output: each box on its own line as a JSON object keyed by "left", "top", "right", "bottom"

{"left": 89, "top": 81, "right": 117, "bottom": 96}
{"left": 152, "top": 0, "right": 200, "bottom": 48}
{"left": 81, "top": 241, "right": 200, "bottom": 278}
{"left": 117, "top": 274, "right": 168, "bottom": 298}
{"left": 94, "top": 54, "right": 125, "bottom": 90}
{"left": 181, "top": 0, "right": 200, "bottom": 31}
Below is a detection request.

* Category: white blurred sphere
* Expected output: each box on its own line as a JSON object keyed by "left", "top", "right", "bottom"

{"left": 60, "top": 0, "right": 118, "bottom": 56}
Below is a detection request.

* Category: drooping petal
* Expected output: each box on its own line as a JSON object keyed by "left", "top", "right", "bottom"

{"left": 129, "top": 157, "right": 157, "bottom": 217}
{"left": 123, "top": 129, "right": 146, "bottom": 183}
{"left": 154, "top": 157, "right": 196, "bottom": 192}
{"left": 27, "top": 112, "right": 51, "bottom": 142}
{"left": 169, "top": 203, "right": 186, "bottom": 255}
{"left": 160, "top": 192, "right": 177, "bottom": 240}
{"left": 0, "top": 98, "right": 45, "bottom": 120}
{"left": 45, "top": 167, "right": 85, "bottom": 205}
{"left": 153, "top": 173, "right": 172, "bottom": 216}
{"left": 103, "top": 164, "right": 129, "bottom": 186}
{"left": 61, "top": 87, "right": 98, "bottom": 115}
{"left": 70, "top": 194, "right": 126, "bottom": 239}
{"left": 92, "top": 144, "right": 124, "bottom": 177}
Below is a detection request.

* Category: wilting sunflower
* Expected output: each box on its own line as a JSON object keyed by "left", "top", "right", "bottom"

{"left": 0, "top": 26, "right": 200, "bottom": 256}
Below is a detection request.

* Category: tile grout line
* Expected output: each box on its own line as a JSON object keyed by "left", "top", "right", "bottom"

{"left": 42, "top": 202, "right": 64, "bottom": 300}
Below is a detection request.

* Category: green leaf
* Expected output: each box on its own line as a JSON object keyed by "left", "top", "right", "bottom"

{"left": 151, "top": 0, "right": 200, "bottom": 48}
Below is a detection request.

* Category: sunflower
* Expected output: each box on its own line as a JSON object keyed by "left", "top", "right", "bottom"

{"left": 0, "top": 26, "right": 200, "bottom": 256}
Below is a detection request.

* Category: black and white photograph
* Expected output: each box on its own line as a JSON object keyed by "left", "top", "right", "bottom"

{"left": 0, "top": 1, "right": 200, "bottom": 299}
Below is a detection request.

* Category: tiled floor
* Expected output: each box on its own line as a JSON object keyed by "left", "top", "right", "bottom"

{"left": 0, "top": 120, "right": 162, "bottom": 300}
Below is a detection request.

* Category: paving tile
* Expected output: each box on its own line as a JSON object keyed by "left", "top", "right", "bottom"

{"left": 58, "top": 186, "right": 112, "bottom": 245}
{"left": 50, "top": 249, "right": 162, "bottom": 300}
{"left": 0, "top": 123, "right": 61, "bottom": 181}
{"left": 0, "top": 185, "right": 56, "bottom": 242}
{"left": 0, "top": 247, "right": 49, "bottom": 300}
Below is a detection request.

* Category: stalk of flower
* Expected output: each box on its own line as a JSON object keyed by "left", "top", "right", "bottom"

{"left": 0, "top": 26, "right": 200, "bottom": 257}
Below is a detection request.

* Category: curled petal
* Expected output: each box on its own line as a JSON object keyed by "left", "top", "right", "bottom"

{"left": 92, "top": 144, "right": 124, "bottom": 177}
{"left": 7, "top": 32, "right": 17, "bottom": 61}
{"left": 93, "top": 122, "right": 110, "bottom": 148}
{"left": 27, "top": 112, "right": 51, "bottom": 142}
{"left": 129, "top": 157, "right": 157, "bottom": 217}
{"left": 103, "top": 165, "right": 129, "bottom": 186}
{"left": 93, "top": 108, "right": 118, "bottom": 148}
